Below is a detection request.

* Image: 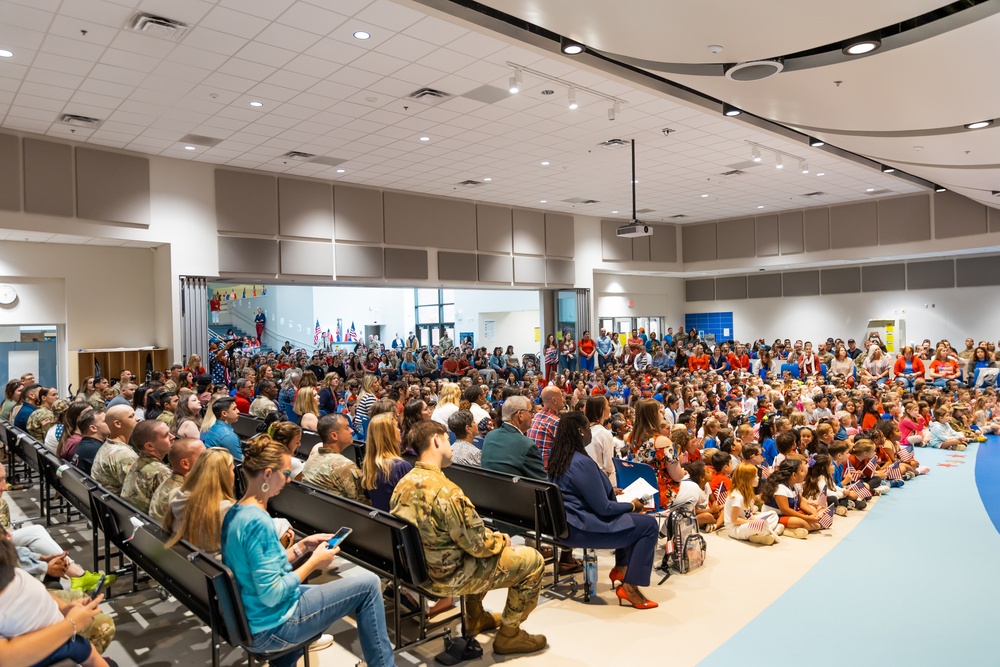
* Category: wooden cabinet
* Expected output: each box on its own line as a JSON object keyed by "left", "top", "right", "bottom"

{"left": 76, "top": 348, "right": 169, "bottom": 390}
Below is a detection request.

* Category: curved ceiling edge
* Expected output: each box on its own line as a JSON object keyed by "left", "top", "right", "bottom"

{"left": 788, "top": 121, "right": 1000, "bottom": 139}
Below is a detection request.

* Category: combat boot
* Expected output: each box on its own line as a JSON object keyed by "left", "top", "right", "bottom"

{"left": 492, "top": 625, "right": 547, "bottom": 655}
{"left": 463, "top": 598, "right": 501, "bottom": 636}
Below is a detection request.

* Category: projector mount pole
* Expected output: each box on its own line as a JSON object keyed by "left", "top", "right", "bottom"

{"left": 631, "top": 139, "right": 637, "bottom": 223}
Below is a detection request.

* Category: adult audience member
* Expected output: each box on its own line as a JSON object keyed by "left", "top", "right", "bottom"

{"left": 163, "top": 448, "right": 235, "bottom": 553}
{"left": 526, "top": 386, "right": 563, "bottom": 466}
{"left": 201, "top": 397, "right": 242, "bottom": 461}
{"left": 71, "top": 409, "right": 111, "bottom": 476}
{"left": 292, "top": 386, "right": 320, "bottom": 431}
{"left": 121, "top": 420, "right": 173, "bottom": 514}
{"left": 251, "top": 380, "right": 280, "bottom": 419}
{"left": 585, "top": 395, "right": 618, "bottom": 485}
{"left": 431, "top": 383, "right": 460, "bottom": 426}
{"left": 447, "top": 409, "right": 482, "bottom": 467}
{"left": 12, "top": 383, "right": 40, "bottom": 430}
{"left": 301, "top": 414, "right": 366, "bottom": 504}
{"left": 482, "top": 396, "right": 545, "bottom": 479}
{"left": 361, "top": 413, "right": 412, "bottom": 512}
{"left": 234, "top": 378, "right": 254, "bottom": 415}
{"left": 149, "top": 437, "right": 205, "bottom": 524}
{"left": 25, "top": 387, "right": 58, "bottom": 443}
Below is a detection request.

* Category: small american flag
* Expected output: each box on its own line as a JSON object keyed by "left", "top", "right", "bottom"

{"left": 898, "top": 448, "right": 914, "bottom": 463}
{"left": 850, "top": 481, "right": 873, "bottom": 499}
{"left": 845, "top": 461, "right": 861, "bottom": 482}
{"left": 748, "top": 517, "right": 769, "bottom": 532}
{"left": 862, "top": 456, "right": 877, "bottom": 476}
{"left": 759, "top": 463, "right": 771, "bottom": 479}
{"left": 314, "top": 319, "right": 321, "bottom": 344}
{"left": 714, "top": 482, "right": 728, "bottom": 505}
{"left": 818, "top": 504, "right": 835, "bottom": 529}
{"left": 884, "top": 461, "right": 903, "bottom": 481}
{"left": 347, "top": 322, "right": 359, "bottom": 342}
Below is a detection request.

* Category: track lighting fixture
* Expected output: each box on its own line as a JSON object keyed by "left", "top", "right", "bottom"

{"left": 608, "top": 100, "right": 620, "bottom": 121}
{"left": 881, "top": 164, "right": 895, "bottom": 173}
{"left": 775, "top": 155, "right": 783, "bottom": 169}
{"left": 808, "top": 136, "right": 825, "bottom": 147}
{"left": 508, "top": 68, "right": 522, "bottom": 94}
{"left": 722, "top": 103, "right": 742, "bottom": 117}
{"left": 560, "top": 37, "right": 585, "bottom": 55}
{"left": 568, "top": 87, "right": 578, "bottom": 110}
{"left": 751, "top": 146, "right": 761, "bottom": 162}
{"left": 801, "top": 161, "right": 809, "bottom": 174}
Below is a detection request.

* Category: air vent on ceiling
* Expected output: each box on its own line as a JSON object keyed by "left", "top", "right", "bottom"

{"left": 865, "top": 189, "right": 892, "bottom": 196}
{"left": 669, "top": 214, "right": 689, "bottom": 219}
{"left": 801, "top": 191, "right": 826, "bottom": 197}
{"left": 720, "top": 169, "right": 745, "bottom": 177}
{"left": 636, "top": 208, "right": 655, "bottom": 214}
{"left": 127, "top": 13, "right": 190, "bottom": 41}
{"left": 179, "top": 134, "right": 222, "bottom": 147}
{"left": 282, "top": 151, "right": 316, "bottom": 161}
{"left": 598, "top": 139, "right": 629, "bottom": 149}
{"left": 58, "top": 114, "right": 103, "bottom": 128}
{"left": 562, "top": 197, "right": 599, "bottom": 204}
{"left": 461, "top": 85, "right": 507, "bottom": 104}
{"left": 407, "top": 87, "right": 453, "bottom": 106}
{"left": 457, "top": 180, "right": 483, "bottom": 187}
{"left": 309, "top": 156, "right": 346, "bottom": 167}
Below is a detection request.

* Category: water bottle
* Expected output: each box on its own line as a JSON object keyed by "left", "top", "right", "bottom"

{"left": 583, "top": 549, "right": 598, "bottom": 599}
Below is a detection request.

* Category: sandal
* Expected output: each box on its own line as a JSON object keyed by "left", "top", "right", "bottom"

{"left": 702, "top": 523, "right": 718, "bottom": 533}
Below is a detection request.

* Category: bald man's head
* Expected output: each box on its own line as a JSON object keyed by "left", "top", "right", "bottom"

{"left": 167, "top": 437, "right": 206, "bottom": 475}
{"left": 540, "top": 385, "right": 565, "bottom": 412}
{"left": 105, "top": 404, "right": 138, "bottom": 441}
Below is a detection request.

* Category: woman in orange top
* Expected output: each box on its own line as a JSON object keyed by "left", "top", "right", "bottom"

{"left": 928, "top": 346, "right": 959, "bottom": 388}
{"left": 578, "top": 330, "right": 597, "bottom": 373}
{"left": 892, "top": 346, "right": 925, "bottom": 389}
{"left": 687, "top": 344, "right": 710, "bottom": 372}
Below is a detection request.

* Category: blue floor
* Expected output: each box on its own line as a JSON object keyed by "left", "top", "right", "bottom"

{"left": 700, "top": 439, "right": 1000, "bottom": 666}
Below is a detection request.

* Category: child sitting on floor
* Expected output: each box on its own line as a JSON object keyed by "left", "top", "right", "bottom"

{"left": 773, "top": 430, "right": 797, "bottom": 468}
{"left": 725, "top": 463, "right": 781, "bottom": 546}
{"left": 849, "top": 439, "right": 889, "bottom": 495}
{"left": 760, "top": 454, "right": 822, "bottom": 538}
{"left": 899, "top": 401, "right": 929, "bottom": 448}
{"left": 801, "top": 453, "right": 848, "bottom": 517}
{"left": 829, "top": 440, "right": 868, "bottom": 511}
{"left": 928, "top": 405, "right": 968, "bottom": 450}
{"left": 679, "top": 461, "right": 720, "bottom": 531}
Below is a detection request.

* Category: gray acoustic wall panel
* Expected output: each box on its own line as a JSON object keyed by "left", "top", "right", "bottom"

{"left": 803, "top": 207, "right": 830, "bottom": 252}
{"left": 438, "top": 252, "right": 478, "bottom": 282}
{"left": 545, "top": 259, "right": 575, "bottom": 286}
{"left": 278, "top": 178, "right": 333, "bottom": 240}
{"left": 830, "top": 201, "right": 876, "bottom": 249}
{"left": 478, "top": 254, "right": 513, "bottom": 283}
{"left": 935, "top": 191, "right": 987, "bottom": 239}
{"left": 544, "top": 213, "right": 574, "bottom": 258}
{"left": 23, "top": 138, "right": 73, "bottom": 217}
{"left": 632, "top": 235, "right": 650, "bottom": 262}
{"left": 384, "top": 248, "right": 428, "bottom": 280}
{"left": 685, "top": 278, "right": 715, "bottom": 302}
{"left": 334, "top": 185, "right": 383, "bottom": 243}
{"left": 513, "top": 256, "right": 545, "bottom": 284}
{"left": 682, "top": 223, "right": 717, "bottom": 262}
{"left": 778, "top": 211, "right": 804, "bottom": 255}
{"left": 335, "top": 244, "right": 383, "bottom": 279}
{"left": 956, "top": 256, "right": 1000, "bottom": 287}
{"left": 75, "top": 148, "right": 150, "bottom": 226}
{"left": 279, "top": 240, "right": 333, "bottom": 277}
{"left": 384, "top": 193, "right": 475, "bottom": 250}
{"left": 715, "top": 275, "right": 747, "bottom": 300}
{"left": 512, "top": 209, "right": 545, "bottom": 255}
{"left": 747, "top": 273, "right": 782, "bottom": 298}
{"left": 755, "top": 215, "right": 779, "bottom": 257}
{"left": 878, "top": 195, "right": 930, "bottom": 245}
{"left": 862, "top": 263, "right": 906, "bottom": 292}
{"left": 989, "top": 206, "right": 1000, "bottom": 234}
{"left": 216, "top": 170, "right": 278, "bottom": 235}
{"left": 476, "top": 205, "right": 512, "bottom": 253}
{"left": 650, "top": 224, "right": 678, "bottom": 262}
{"left": 717, "top": 218, "right": 755, "bottom": 259}
{"left": 601, "top": 219, "right": 632, "bottom": 261}
{"left": 782, "top": 270, "right": 819, "bottom": 297}
{"left": 219, "top": 237, "right": 278, "bottom": 275}
{"left": 0, "top": 133, "right": 21, "bottom": 211}
{"left": 906, "top": 259, "right": 954, "bottom": 289}
{"left": 821, "top": 267, "right": 861, "bottom": 294}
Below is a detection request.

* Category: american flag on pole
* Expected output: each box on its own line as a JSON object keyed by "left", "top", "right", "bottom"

{"left": 314, "top": 319, "right": 321, "bottom": 344}
{"left": 884, "top": 461, "right": 903, "bottom": 481}
{"left": 347, "top": 322, "right": 358, "bottom": 342}
{"left": 714, "top": 482, "right": 728, "bottom": 505}
{"left": 747, "top": 517, "right": 769, "bottom": 532}
{"left": 897, "top": 447, "right": 914, "bottom": 463}
{"left": 818, "top": 504, "right": 835, "bottom": 529}
{"left": 862, "top": 456, "right": 877, "bottom": 476}
{"left": 335, "top": 322, "right": 341, "bottom": 341}
{"left": 850, "top": 481, "right": 873, "bottom": 499}
{"left": 845, "top": 461, "right": 861, "bottom": 482}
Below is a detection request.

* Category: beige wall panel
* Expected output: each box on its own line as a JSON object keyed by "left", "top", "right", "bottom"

{"left": 545, "top": 258, "right": 575, "bottom": 286}
{"left": 782, "top": 270, "right": 819, "bottom": 296}
{"left": 438, "top": 252, "right": 478, "bottom": 282}
{"left": 278, "top": 178, "right": 333, "bottom": 240}
{"left": 601, "top": 219, "right": 633, "bottom": 261}
{"left": 649, "top": 224, "right": 678, "bottom": 262}
{"left": 384, "top": 247, "right": 428, "bottom": 280}
{"left": 989, "top": 206, "right": 1000, "bottom": 233}
{"left": 384, "top": 192, "right": 475, "bottom": 250}
{"left": 632, "top": 235, "right": 650, "bottom": 262}
{"left": 878, "top": 195, "right": 930, "bottom": 245}
{"left": 23, "top": 138, "right": 73, "bottom": 217}
{"left": 218, "top": 236, "right": 278, "bottom": 274}
{"left": 335, "top": 244, "right": 383, "bottom": 279}
{"left": 544, "top": 213, "right": 574, "bottom": 258}
{"left": 803, "top": 207, "right": 830, "bottom": 252}
{"left": 935, "top": 191, "right": 987, "bottom": 239}
{"left": 334, "top": 185, "right": 383, "bottom": 243}
{"left": 717, "top": 218, "right": 755, "bottom": 259}
{"left": 755, "top": 215, "right": 779, "bottom": 257}
{"left": 513, "top": 256, "right": 545, "bottom": 284}
{"left": 76, "top": 148, "right": 150, "bottom": 225}
{"left": 830, "top": 201, "right": 876, "bottom": 249}
{"left": 512, "top": 209, "right": 545, "bottom": 255}
{"left": 682, "top": 223, "right": 717, "bottom": 262}
{"left": 685, "top": 278, "right": 715, "bottom": 302}
{"left": 216, "top": 169, "right": 278, "bottom": 235}
{"left": 279, "top": 240, "right": 333, "bottom": 277}
{"left": 476, "top": 204, "right": 512, "bottom": 253}
{"left": 478, "top": 254, "right": 513, "bottom": 283}
{"left": 778, "top": 211, "right": 804, "bottom": 255}
{"left": 0, "top": 133, "right": 21, "bottom": 211}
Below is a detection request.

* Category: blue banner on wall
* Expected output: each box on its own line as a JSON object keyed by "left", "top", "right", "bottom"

{"left": 684, "top": 312, "right": 734, "bottom": 343}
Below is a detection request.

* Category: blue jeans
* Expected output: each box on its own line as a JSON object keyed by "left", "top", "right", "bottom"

{"left": 33, "top": 635, "right": 92, "bottom": 666}
{"left": 579, "top": 355, "right": 594, "bottom": 372}
{"left": 559, "top": 355, "right": 575, "bottom": 373}
{"left": 251, "top": 570, "right": 395, "bottom": 667}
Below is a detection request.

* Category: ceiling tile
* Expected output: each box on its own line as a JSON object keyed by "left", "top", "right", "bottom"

{"left": 200, "top": 6, "right": 269, "bottom": 39}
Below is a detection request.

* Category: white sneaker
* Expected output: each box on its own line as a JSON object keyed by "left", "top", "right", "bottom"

{"left": 917, "top": 466, "right": 930, "bottom": 475}
{"left": 877, "top": 484, "right": 890, "bottom": 495}
{"left": 309, "top": 634, "right": 334, "bottom": 652}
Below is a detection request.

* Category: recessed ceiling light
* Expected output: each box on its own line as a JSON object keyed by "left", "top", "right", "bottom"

{"left": 866, "top": 188, "right": 875, "bottom": 192}
{"left": 881, "top": 164, "right": 895, "bottom": 173}
{"left": 842, "top": 37, "right": 881, "bottom": 56}
{"left": 560, "top": 37, "right": 584, "bottom": 55}
{"left": 701, "top": 194, "right": 709, "bottom": 197}
{"left": 353, "top": 31, "right": 370, "bottom": 40}
{"left": 964, "top": 120, "right": 993, "bottom": 130}
{"left": 816, "top": 172, "right": 825, "bottom": 176}
{"left": 722, "top": 103, "right": 742, "bottom": 117}
{"left": 336, "top": 169, "right": 345, "bottom": 173}
{"left": 757, "top": 205, "right": 764, "bottom": 209}
{"left": 611, "top": 210, "right": 618, "bottom": 214}
{"left": 183, "top": 145, "right": 196, "bottom": 150}
{"left": 419, "top": 136, "right": 430, "bottom": 141}
{"left": 808, "top": 136, "right": 825, "bottom": 147}
{"left": 540, "top": 161, "right": 550, "bottom": 166}
{"left": 483, "top": 177, "right": 492, "bottom": 182}
{"left": 540, "top": 199, "right": 547, "bottom": 203}
{"left": 0, "top": 50, "right": 12, "bottom": 58}
{"left": 248, "top": 101, "right": 263, "bottom": 107}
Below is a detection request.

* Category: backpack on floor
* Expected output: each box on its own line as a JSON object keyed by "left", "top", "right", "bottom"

{"left": 658, "top": 507, "right": 706, "bottom": 578}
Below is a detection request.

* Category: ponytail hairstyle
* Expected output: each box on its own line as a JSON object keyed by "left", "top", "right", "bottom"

{"left": 760, "top": 458, "right": 805, "bottom": 504}
{"left": 802, "top": 453, "right": 833, "bottom": 499}
{"left": 241, "top": 434, "right": 289, "bottom": 478}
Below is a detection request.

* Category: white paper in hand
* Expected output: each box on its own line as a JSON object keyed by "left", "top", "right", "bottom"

{"left": 616, "top": 477, "right": 658, "bottom": 509}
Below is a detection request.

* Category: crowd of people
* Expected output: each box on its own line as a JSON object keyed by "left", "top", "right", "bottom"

{"left": 1, "top": 323, "right": 997, "bottom": 666}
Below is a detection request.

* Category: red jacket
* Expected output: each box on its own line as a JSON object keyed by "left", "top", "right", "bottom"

{"left": 893, "top": 356, "right": 925, "bottom": 376}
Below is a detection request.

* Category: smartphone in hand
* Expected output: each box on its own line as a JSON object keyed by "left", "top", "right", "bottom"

{"left": 327, "top": 527, "right": 352, "bottom": 549}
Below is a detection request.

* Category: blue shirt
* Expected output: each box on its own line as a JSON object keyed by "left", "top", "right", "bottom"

{"left": 596, "top": 336, "right": 613, "bottom": 355}
{"left": 221, "top": 505, "right": 299, "bottom": 635}
{"left": 13, "top": 403, "right": 36, "bottom": 430}
{"left": 761, "top": 438, "right": 778, "bottom": 466}
{"left": 202, "top": 421, "right": 242, "bottom": 461}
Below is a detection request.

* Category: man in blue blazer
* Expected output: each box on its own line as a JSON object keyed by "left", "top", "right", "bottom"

{"left": 480, "top": 396, "right": 545, "bottom": 480}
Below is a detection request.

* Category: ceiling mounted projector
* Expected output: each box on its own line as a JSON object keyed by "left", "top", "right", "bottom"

{"left": 617, "top": 139, "right": 655, "bottom": 239}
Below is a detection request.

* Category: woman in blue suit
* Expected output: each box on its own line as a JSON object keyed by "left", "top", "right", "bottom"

{"left": 547, "top": 412, "right": 659, "bottom": 609}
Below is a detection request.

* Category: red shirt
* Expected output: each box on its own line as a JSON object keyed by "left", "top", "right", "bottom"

{"left": 235, "top": 394, "right": 251, "bottom": 414}
{"left": 688, "top": 355, "right": 710, "bottom": 371}
{"left": 727, "top": 353, "right": 751, "bottom": 370}
{"left": 709, "top": 473, "right": 731, "bottom": 502}
{"left": 579, "top": 338, "right": 596, "bottom": 356}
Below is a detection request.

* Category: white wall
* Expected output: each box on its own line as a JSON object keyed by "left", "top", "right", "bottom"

{"left": 313, "top": 286, "right": 408, "bottom": 344}
{"left": 478, "top": 310, "right": 540, "bottom": 358}
{"left": 594, "top": 273, "right": 686, "bottom": 330}
{"left": 455, "top": 289, "right": 538, "bottom": 353}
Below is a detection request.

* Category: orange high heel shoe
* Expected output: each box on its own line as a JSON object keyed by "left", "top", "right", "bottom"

{"left": 616, "top": 586, "right": 658, "bottom": 609}
{"left": 608, "top": 567, "right": 625, "bottom": 586}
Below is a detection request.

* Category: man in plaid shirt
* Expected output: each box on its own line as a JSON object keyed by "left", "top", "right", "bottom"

{"left": 527, "top": 386, "right": 564, "bottom": 467}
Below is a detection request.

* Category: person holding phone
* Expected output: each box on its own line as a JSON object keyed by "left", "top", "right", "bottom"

{"left": 221, "top": 435, "right": 395, "bottom": 667}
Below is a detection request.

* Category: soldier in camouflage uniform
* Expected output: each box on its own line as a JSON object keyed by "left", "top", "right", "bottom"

{"left": 302, "top": 414, "right": 368, "bottom": 504}
{"left": 87, "top": 377, "right": 109, "bottom": 410}
{"left": 391, "top": 420, "right": 546, "bottom": 656}
{"left": 148, "top": 437, "right": 205, "bottom": 524}
{"left": 120, "top": 420, "right": 173, "bottom": 514}
{"left": 90, "top": 405, "right": 139, "bottom": 495}
{"left": 25, "top": 399, "right": 56, "bottom": 443}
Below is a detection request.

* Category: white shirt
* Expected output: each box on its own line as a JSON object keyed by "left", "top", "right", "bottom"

{"left": 724, "top": 489, "right": 751, "bottom": 527}
{"left": 0, "top": 569, "right": 63, "bottom": 638}
{"left": 431, "top": 403, "right": 458, "bottom": 427}
{"left": 587, "top": 424, "right": 619, "bottom": 485}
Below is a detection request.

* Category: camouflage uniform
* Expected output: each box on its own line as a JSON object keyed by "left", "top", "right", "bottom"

{"left": 86, "top": 393, "right": 106, "bottom": 411}
{"left": 156, "top": 411, "right": 174, "bottom": 427}
{"left": 390, "top": 462, "right": 543, "bottom": 629}
{"left": 301, "top": 449, "right": 368, "bottom": 504}
{"left": 91, "top": 439, "right": 138, "bottom": 495}
{"left": 51, "top": 589, "right": 116, "bottom": 654}
{"left": 249, "top": 395, "right": 278, "bottom": 419}
{"left": 164, "top": 380, "right": 178, "bottom": 394}
{"left": 0, "top": 495, "right": 10, "bottom": 530}
{"left": 120, "top": 453, "right": 170, "bottom": 514}
{"left": 25, "top": 406, "right": 56, "bottom": 442}
{"left": 148, "top": 472, "right": 185, "bottom": 524}
{"left": 950, "top": 416, "right": 977, "bottom": 440}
